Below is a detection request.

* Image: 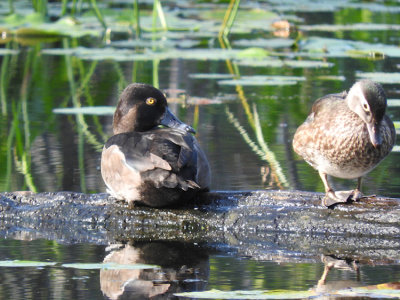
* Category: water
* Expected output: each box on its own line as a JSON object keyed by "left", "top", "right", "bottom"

{"left": 1, "top": 0, "right": 400, "bottom": 299}
{"left": 1, "top": 239, "right": 400, "bottom": 299}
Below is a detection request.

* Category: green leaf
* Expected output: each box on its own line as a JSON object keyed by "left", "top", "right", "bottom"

{"left": 299, "top": 23, "right": 400, "bottom": 32}
{"left": 237, "top": 47, "right": 270, "bottom": 59}
{"left": 356, "top": 72, "right": 400, "bottom": 84}
{"left": 4, "top": 13, "right": 45, "bottom": 27}
{"left": 175, "top": 289, "right": 316, "bottom": 299}
{"left": 388, "top": 99, "right": 400, "bottom": 107}
{"left": 189, "top": 73, "right": 234, "bottom": 79}
{"left": 0, "top": 49, "right": 19, "bottom": 55}
{"left": 299, "top": 37, "right": 400, "bottom": 58}
{"left": 62, "top": 262, "right": 159, "bottom": 270}
{"left": 234, "top": 38, "right": 294, "bottom": 49}
{"left": 218, "top": 75, "right": 305, "bottom": 86}
{"left": 0, "top": 260, "right": 57, "bottom": 267}
{"left": 53, "top": 106, "right": 115, "bottom": 115}
{"left": 237, "top": 59, "right": 333, "bottom": 68}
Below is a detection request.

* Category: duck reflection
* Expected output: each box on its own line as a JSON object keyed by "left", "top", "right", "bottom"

{"left": 100, "top": 241, "right": 209, "bottom": 299}
{"left": 314, "top": 255, "right": 360, "bottom": 294}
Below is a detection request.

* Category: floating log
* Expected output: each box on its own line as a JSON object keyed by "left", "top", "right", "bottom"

{"left": 1, "top": 190, "right": 399, "bottom": 263}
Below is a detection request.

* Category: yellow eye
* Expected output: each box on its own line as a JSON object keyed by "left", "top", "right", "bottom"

{"left": 146, "top": 97, "right": 156, "bottom": 105}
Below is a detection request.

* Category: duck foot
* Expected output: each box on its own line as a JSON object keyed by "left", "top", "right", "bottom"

{"left": 322, "top": 191, "right": 350, "bottom": 207}
{"left": 322, "top": 189, "right": 368, "bottom": 207}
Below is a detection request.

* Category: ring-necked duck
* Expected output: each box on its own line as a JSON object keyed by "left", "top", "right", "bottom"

{"left": 293, "top": 80, "right": 395, "bottom": 207}
{"left": 101, "top": 83, "right": 211, "bottom": 207}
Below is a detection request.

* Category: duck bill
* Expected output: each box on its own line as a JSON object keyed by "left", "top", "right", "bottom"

{"left": 367, "top": 122, "right": 382, "bottom": 148}
{"left": 160, "top": 107, "right": 196, "bottom": 134}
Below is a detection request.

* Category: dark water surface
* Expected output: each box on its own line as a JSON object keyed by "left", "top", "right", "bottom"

{"left": 1, "top": 0, "right": 400, "bottom": 298}
{"left": 2, "top": 239, "right": 400, "bottom": 299}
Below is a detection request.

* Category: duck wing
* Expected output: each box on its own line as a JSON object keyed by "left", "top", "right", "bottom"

{"left": 311, "top": 91, "right": 347, "bottom": 114}
{"left": 105, "top": 129, "right": 207, "bottom": 191}
{"left": 142, "top": 129, "right": 205, "bottom": 190}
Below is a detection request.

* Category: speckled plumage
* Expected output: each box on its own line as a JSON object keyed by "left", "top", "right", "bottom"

{"left": 293, "top": 80, "right": 395, "bottom": 206}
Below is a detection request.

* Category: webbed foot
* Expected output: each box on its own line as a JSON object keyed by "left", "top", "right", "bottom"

{"left": 322, "top": 190, "right": 352, "bottom": 207}
{"left": 322, "top": 189, "right": 365, "bottom": 207}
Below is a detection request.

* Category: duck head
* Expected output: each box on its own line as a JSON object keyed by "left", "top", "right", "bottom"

{"left": 113, "top": 83, "right": 195, "bottom": 134}
{"left": 346, "top": 80, "right": 387, "bottom": 148}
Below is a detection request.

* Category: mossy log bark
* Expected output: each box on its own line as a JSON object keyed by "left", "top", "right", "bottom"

{"left": 1, "top": 190, "right": 399, "bottom": 263}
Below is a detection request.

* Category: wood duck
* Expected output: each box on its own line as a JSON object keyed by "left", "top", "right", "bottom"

{"left": 293, "top": 80, "right": 395, "bottom": 207}
{"left": 101, "top": 83, "right": 211, "bottom": 207}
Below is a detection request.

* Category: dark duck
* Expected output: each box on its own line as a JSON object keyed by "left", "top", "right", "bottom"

{"left": 293, "top": 80, "right": 395, "bottom": 207}
{"left": 101, "top": 83, "right": 211, "bottom": 207}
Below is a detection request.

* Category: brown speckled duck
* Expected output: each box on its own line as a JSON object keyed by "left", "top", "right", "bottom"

{"left": 101, "top": 83, "right": 211, "bottom": 207}
{"left": 293, "top": 80, "right": 395, "bottom": 207}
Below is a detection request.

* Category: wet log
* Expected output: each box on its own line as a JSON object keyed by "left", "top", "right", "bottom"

{"left": 1, "top": 190, "right": 400, "bottom": 263}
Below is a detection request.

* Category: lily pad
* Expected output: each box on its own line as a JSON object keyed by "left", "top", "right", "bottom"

{"left": 237, "top": 59, "right": 333, "bottom": 68}
{"left": 316, "top": 75, "right": 346, "bottom": 81}
{"left": 175, "top": 289, "right": 316, "bottom": 299}
{"left": 2, "top": 12, "right": 45, "bottom": 27}
{"left": 0, "top": 49, "right": 19, "bottom": 55}
{"left": 62, "top": 262, "right": 159, "bottom": 270}
{"left": 336, "top": 282, "right": 400, "bottom": 298}
{"left": 299, "top": 23, "right": 400, "bottom": 32}
{"left": 236, "top": 58, "right": 284, "bottom": 68}
{"left": 200, "top": 8, "right": 279, "bottom": 34}
{"left": 346, "top": 2, "right": 400, "bottom": 13}
{"left": 42, "top": 47, "right": 242, "bottom": 62}
{"left": 111, "top": 38, "right": 199, "bottom": 49}
{"left": 189, "top": 73, "right": 234, "bottom": 79}
{"left": 356, "top": 72, "right": 400, "bottom": 84}
{"left": 298, "top": 37, "right": 400, "bottom": 58}
{"left": 237, "top": 47, "right": 270, "bottom": 59}
{"left": 0, "top": 14, "right": 100, "bottom": 38}
{"left": 234, "top": 38, "right": 295, "bottom": 49}
{"left": 0, "top": 260, "right": 57, "bottom": 267}
{"left": 176, "top": 282, "right": 400, "bottom": 299}
{"left": 42, "top": 47, "right": 152, "bottom": 61}
{"left": 218, "top": 75, "right": 305, "bottom": 86}
{"left": 53, "top": 106, "right": 115, "bottom": 115}
{"left": 388, "top": 99, "right": 400, "bottom": 107}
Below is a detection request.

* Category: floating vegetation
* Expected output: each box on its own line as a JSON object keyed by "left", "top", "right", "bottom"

{"left": 0, "top": 14, "right": 101, "bottom": 38}
{"left": 316, "top": 75, "right": 346, "bottom": 81}
{"left": 53, "top": 106, "right": 115, "bottom": 115}
{"left": 0, "top": 48, "right": 19, "bottom": 55}
{"left": 298, "top": 37, "right": 400, "bottom": 58}
{"left": 233, "top": 38, "right": 295, "bottom": 49}
{"left": 111, "top": 38, "right": 200, "bottom": 49}
{"left": 169, "top": 96, "right": 224, "bottom": 105}
{"left": 218, "top": 75, "right": 305, "bottom": 86}
{"left": 388, "top": 99, "right": 400, "bottom": 107}
{"left": 299, "top": 23, "right": 400, "bottom": 32}
{"left": 175, "top": 283, "right": 400, "bottom": 299}
{"left": 266, "top": 0, "right": 400, "bottom": 13}
{"left": 42, "top": 47, "right": 242, "bottom": 61}
{"left": 237, "top": 58, "right": 333, "bottom": 68}
{"left": 237, "top": 47, "right": 270, "bottom": 59}
{"left": 189, "top": 73, "right": 235, "bottom": 80}
{"left": 175, "top": 289, "right": 316, "bottom": 299}
{"left": 356, "top": 72, "right": 400, "bottom": 84}
{"left": 336, "top": 282, "right": 400, "bottom": 298}
{"left": 200, "top": 7, "right": 279, "bottom": 34}
{"left": 0, "top": 260, "right": 57, "bottom": 267}
{"left": 62, "top": 262, "right": 159, "bottom": 270}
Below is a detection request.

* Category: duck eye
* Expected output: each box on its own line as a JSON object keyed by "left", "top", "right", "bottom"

{"left": 146, "top": 97, "right": 156, "bottom": 105}
{"left": 362, "top": 103, "right": 369, "bottom": 111}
